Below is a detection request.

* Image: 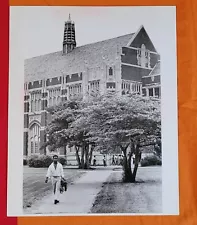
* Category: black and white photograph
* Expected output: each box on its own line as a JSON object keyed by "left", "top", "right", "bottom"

{"left": 8, "top": 6, "right": 178, "bottom": 216}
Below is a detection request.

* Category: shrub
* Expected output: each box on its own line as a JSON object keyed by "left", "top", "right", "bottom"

{"left": 59, "top": 156, "right": 66, "bottom": 165}
{"left": 141, "top": 155, "right": 162, "bottom": 167}
{"left": 28, "top": 154, "right": 66, "bottom": 168}
{"left": 23, "top": 159, "right": 27, "bottom": 165}
{"left": 28, "top": 155, "right": 49, "bottom": 168}
{"left": 39, "top": 155, "right": 53, "bottom": 167}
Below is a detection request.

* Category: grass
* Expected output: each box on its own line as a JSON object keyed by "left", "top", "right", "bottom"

{"left": 23, "top": 167, "right": 86, "bottom": 208}
{"left": 91, "top": 166, "right": 162, "bottom": 214}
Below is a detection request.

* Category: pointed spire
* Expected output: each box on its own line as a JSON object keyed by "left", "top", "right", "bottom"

{"left": 68, "top": 13, "right": 71, "bottom": 22}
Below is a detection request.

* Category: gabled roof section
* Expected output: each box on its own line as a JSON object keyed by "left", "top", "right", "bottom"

{"left": 25, "top": 33, "right": 135, "bottom": 82}
{"left": 148, "top": 61, "right": 160, "bottom": 76}
{"left": 126, "top": 25, "right": 158, "bottom": 53}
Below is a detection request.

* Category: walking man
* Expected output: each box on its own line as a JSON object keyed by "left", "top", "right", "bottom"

{"left": 103, "top": 155, "right": 107, "bottom": 167}
{"left": 45, "top": 154, "right": 64, "bottom": 204}
{"left": 112, "top": 155, "right": 115, "bottom": 165}
{"left": 93, "top": 156, "right": 97, "bottom": 166}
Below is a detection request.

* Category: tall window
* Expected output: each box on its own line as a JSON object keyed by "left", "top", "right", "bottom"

{"left": 68, "top": 84, "right": 82, "bottom": 97}
{"left": 30, "top": 91, "right": 42, "bottom": 112}
{"left": 155, "top": 87, "right": 160, "bottom": 97}
{"left": 149, "top": 88, "right": 153, "bottom": 97}
{"left": 48, "top": 88, "right": 61, "bottom": 107}
{"left": 142, "top": 89, "right": 146, "bottom": 96}
{"left": 30, "top": 123, "right": 40, "bottom": 154}
{"left": 109, "top": 67, "right": 113, "bottom": 76}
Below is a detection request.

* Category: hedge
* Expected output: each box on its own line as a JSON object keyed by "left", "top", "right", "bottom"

{"left": 141, "top": 155, "right": 162, "bottom": 167}
{"left": 28, "top": 155, "right": 66, "bottom": 168}
{"left": 23, "top": 159, "right": 27, "bottom": 166}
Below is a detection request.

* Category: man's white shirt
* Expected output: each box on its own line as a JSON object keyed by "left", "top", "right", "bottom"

{"left": 46, "top": 162, "right": 64, "bottom": 178}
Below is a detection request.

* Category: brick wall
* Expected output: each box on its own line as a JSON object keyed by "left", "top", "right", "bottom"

{"left": 121, "top": 47, "right": 138, "bottom": 65}
{"left": 121, "top": 64, "right": 151, "bottom": 81}
{"left": 142, "top": 75, "right": 160, "bottom": 86}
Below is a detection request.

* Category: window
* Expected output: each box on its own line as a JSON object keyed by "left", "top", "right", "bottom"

{"left": 142, "top": 89, "right": 146, "bottom": 96}
{"left": 155, "top": 87, "right": 160, "bottom": 97}
{"left": 109, "top": 67, "right": 113, "bottom": 76}
{"left": 148, "top": 88, "right": 153, "bottom": 97}
{"left": 30, "top": 123, "right": 40, "bottom": 154}
{"left": 57, "top": 96, "right": 61, "bottom": 105}
{"left": 89, "top": 81, "right": 100, "bottom": 93}
{"left": 35, "top": 136, "right": 39, "bottom": 153}
{"left": 48, "top": 88, "right": 61, "bottom": 106}
{"left": 30, "top": 91, "right": 42, "bottom": 112}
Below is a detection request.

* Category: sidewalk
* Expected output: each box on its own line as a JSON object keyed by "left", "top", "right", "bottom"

{"left": 24, "top": 169, "right": 112, "bottom": 215}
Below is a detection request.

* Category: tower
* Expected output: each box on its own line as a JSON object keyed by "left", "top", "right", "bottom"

{"left": 63, "top": 14, "right": 76, "bottom": 54}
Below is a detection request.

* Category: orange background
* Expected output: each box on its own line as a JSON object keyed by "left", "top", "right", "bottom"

{"left": 9, "top": 0, "right": 197, "bottom": 225}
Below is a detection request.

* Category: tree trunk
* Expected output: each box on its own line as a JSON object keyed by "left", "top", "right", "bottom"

{"left": 127, "top": 151, "right": 132, "bottom": 178}
{"left": 121, "top": 141, "right": 140, "bottom": 183}
{"left": 88, "top": 145, "right": 94, "bottom": 166}
{"left": 75, "top": 146, "right": 81, "bottom": 169}
{"left": 84, "top": 144, "right": 90, "bottom": 169}
{"left": 121, "top": 145, "right": 132, "bottom": 182}
{"left": 81, "top": 146, "right": 85, "bottom": 169}
{"left": 64, "top": 146, "right": 67, "bottom": 165}
{"left": 130, "top": 144, "right": 140, "bottom": 183}
{"left": 64, "top": 146, "right": 67, "bottom": 156}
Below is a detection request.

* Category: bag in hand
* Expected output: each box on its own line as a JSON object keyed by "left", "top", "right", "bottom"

{"left": 61, "top": 177, "right": 67, "bottom": 192}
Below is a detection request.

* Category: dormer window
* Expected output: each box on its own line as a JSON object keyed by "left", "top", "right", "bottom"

{"left": 109, "top": 67, "right": 113, "bottom": 76}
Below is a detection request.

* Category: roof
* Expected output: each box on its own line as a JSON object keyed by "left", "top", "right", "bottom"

{"left": 24, "top": 33, "right": 134, "bottom": 82}
{"left": 148, "top": 60, "right": 160, "bottom": 76}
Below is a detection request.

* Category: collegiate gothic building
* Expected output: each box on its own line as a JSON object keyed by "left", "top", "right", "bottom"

{"left": 24, "top": 15, "right": 161, "bottom": 159}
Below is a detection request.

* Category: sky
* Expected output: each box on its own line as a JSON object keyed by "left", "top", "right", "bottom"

{"left": 10, "top": 6, "right": 175, "bottom": 59}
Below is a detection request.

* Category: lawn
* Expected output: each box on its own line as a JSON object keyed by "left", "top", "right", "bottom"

{"left": 91, "top": 166, "right": 162, "bottom": 214}
{"left": 23, "top": 167, "right": 86, "bottom": 208}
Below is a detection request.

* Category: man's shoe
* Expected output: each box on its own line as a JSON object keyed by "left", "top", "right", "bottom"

{"left": 54, "top": 200, "right": 59, "bottom": 204}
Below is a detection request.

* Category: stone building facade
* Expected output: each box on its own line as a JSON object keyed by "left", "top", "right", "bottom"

{"left": 24, "top": 15, "right": 161, "bottom": 160}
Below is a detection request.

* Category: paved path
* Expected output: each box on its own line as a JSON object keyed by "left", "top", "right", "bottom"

{"left": 24, "top": 169, "right": 113, "bottom": 215}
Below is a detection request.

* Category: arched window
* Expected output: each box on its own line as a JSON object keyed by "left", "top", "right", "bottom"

{"left": 29, "top": 123, "right": 40, "bottom": 154}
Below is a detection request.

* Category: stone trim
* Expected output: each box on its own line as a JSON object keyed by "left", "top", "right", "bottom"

{"left": 121, "top": 62, "right": 152, "bottom": 70}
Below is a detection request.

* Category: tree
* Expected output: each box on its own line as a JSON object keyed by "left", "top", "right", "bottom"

{"left": 43, "top": 99, "right": 96, "bottom": 169}
{"left": 84, "top": 93, "right": 161, "bottom": 182}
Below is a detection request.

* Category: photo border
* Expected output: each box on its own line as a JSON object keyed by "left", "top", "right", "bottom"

{"left": 8, "top": 5, "right": 177, "bottom": 217}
